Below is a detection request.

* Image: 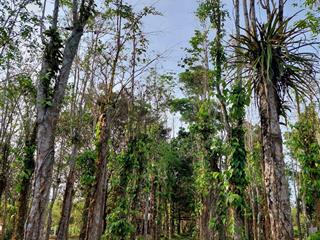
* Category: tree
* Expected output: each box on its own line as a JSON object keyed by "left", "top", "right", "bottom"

{"left": 171, "top": 21, "right": 228, "bottom": 237}
{"left": 24, "top": 0, "right": 95, "bottom": 238}
{"left": 286, "top": 105, "right": 320, "bottom": 230}
{"left": 236, "top": 2, "right": 318, "bottom": 238}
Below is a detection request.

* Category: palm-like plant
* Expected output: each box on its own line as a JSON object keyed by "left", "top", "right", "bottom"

{"left": 239, "top": 12, "right": 318, "bottom": 104}
{"left": 235, "top": 11, "right": 318, "bottom": 240}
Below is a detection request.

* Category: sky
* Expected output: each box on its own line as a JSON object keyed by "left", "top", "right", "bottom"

{"left": 128, "top": 0, "right": 199, "bottom": 72}
{"left": 32, "top": 0, "right": 306, "bottom": 131}
{"left": 123, "top": 0, "right": 308, "bottom": 140}
{"left": 125, "top": 0, "right": 301, "bottom": 73}
{"left": 125, "top": 0, "right": 201, "bottom": 135}
{"left": 37, "top": 0, "right": 303, "bottom": 75}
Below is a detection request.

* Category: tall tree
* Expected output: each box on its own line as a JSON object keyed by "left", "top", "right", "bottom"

{"left": 286, "top": 105, "right": 320, "bottom": 230}
{"left": 24, "top": 0, "right": 95, "bottom": 238}
{"left": 237, "top": 2, "right": 317, "bottom": 238}
{"left": 228, "top": 0, "right": 249, "bottom": 238}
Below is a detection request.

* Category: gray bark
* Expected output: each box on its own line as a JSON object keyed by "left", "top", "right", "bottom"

{"left": 83, "top": 113, "right": 110, "bottom": 240}
{"left": 56, "top": 143, "right": 78, "bottom": 240}
{"left": 259, "top": 81, "right": 293, "bottom": 240}
{"left": 144, "top": 193, "right": 149, "bottom": 239}
{"left": 44, "top": 180, "right": 60, "bottom": 240}
{"left": 12, "top": 124, "right": 37, "bottom": 240}
{"left": 24, "top": 0, "right": 93, "bottom": 236}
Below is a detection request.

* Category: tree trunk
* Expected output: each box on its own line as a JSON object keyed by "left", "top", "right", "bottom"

{"left": 315, "top": 199, "right": 320, "bottom": 230}
{"left": 24, "top": 25, "right": 87, "bottom": 240}
{"left": 150, "top": 175, "right": 157, "bottom": 240}
{"left": 156, "top": 187, "right": 161, "bottom": 240}
{"left": 231, "top": 0, "right": 246, "bottom": 238}
{"left": 231, "top": 206, "right": 245, "bottom": 240}
{"left": 56, "top": 142, "right": 79, "bottom": 240}
{"left": 83, "top": 113, "right": 109, "bottom": 240}
{"left": 199, "top": 194, "right": 212, "bottom": 240}
{"left": 250, "top": 186, "right": 258, "bottom": 240}
{"left": 12, "top": 124, "right": 37, "bottom": 240}
{"left": 0, "top": 141, "right": 10, "bottom": 201}
{"left": 170, "top": 202, "right": 174, "bottom": 238}
{"left": 130, "top": 161, "right": 144, "bottom": 240}
{"left": 261, "top": 186, "right": 270, "bottom": 240}
{"left": 44, "top": 182, "right": 59, "bottom": 240}
{"left": 296, "top": 197, "right": 303, "bottom": 240}
{"left": 79, "top": 189, "right": 93, "bottom": 240}
{"left": 24, "top": 123, "right": 55, "bottom": 240}
{"left": 144, "top": 192, "right": 149, "bottom": 239}
{"left": 258, "top": 81, "right": 293, "bottom": 239}
{"left": 1, "top": 190, "right": 8, "bottom": 240}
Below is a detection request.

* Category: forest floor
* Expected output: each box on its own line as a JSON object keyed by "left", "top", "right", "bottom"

{"left": 49, "top": 234, "right": 194, "bottom": 239}
{"left": 171, "top": 234, "right": 193, "bottom": 240}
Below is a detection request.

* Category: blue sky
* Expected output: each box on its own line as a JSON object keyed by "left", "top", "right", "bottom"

{"left": 125, "top": 0, "right": 306, "bottom": 136}
{"left": 128, "top": 0, "right": 199, "bottom": 72}
{"left": 127, "top": 0, "right": 301, "bottom": 73}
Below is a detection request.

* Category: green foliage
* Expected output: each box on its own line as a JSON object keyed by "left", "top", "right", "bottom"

{"left": 17, "top": 74, "right": 36, "bottom": 99}
{"left": 106, "top": 201, "right": 134, "bottom": 239}
{"left": 15, "top": 143, "right": 36, "bottom": 192}
{"left": 0, "top": 0, "right": 40, "bottom": 66}
{"left": 236, "top": 12, "right": 317, "bottom": 108}
{"left": 308, "top": 232, "right": 320, "bottom": 240}
{"left": 228, "top": 80, "right": 249, "bottom": 209}
{"left": 60, "top": 0, "right": 72, "bottom": 8}
{"left": 106, "top": 134, "right": 151, "bottom": 239}
{"left": 285, "top": 105, "right": 320, "bottom": 217}
{"left": 40, "top": 27, "right": 63, "bottom": 107}
{"left": 76, "top": 150, "right": 96, "bottom": 187}
{"left": 295, "top": 0, "right": 320, "bottom": 34}
{"left": 179, "top": 67, "right": 213, "bottom": 97}
{"left": 196, "top": 0, "right": 228, "bottom": 27}
{"left": 169, "top": 129, "right": 195, "bottom": 217}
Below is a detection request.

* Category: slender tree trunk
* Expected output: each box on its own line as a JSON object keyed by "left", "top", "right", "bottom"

{"left": 296, "top": 197, "right": 303, "bottom": 240}
{"left": 12, "top": 124, "right": 37, "bottom": 240}
{"left": 279, "top": 0, "right": 284, "bottom": 23}
{"left": 24, "top": 0, "right": 93, "bottom": 236}
{"left": 24, "top": 123, "right": 55, "bottom": 240}
{"left": 130, "top": 162, "right": 144, "bottom": 240}
{"left": 230, "top": 0, "right": 246, "bottom": 238}
{"left": 44, "top": 182, "right": 59, "bottom": 240}
{"left": 0, "top": 140, "right": 10, "bottom": 201}
{"left": 79, "top": 189, "right": 93, "bottom": 240}
{"left": 150, "top": 175, "right": 157, "bottom": 240}
{"left": 245, "top": 206, "right": 254, "bottom": 240}
{"left": 144, "top": 193, "right": 149, "bottom": 239}
{"left": 199, "top": 194, "right": 212, "bottom": 240}
{"left": 177, "top": 210, "right": 180, "bottom": 235}
{"left": 83, "top": 113, "right": 110, "bottom": 240}
{"left": 156, "top": 186, "right": 161, "bottom": 240}
{"left": 291, "top": 154, "right": 302, "bottom": 240}
{"left": 250, "top": 185, "right": 258, "bottom": 240}
{"left": 165, "top": 201, "right": 170, "bottom": 239}
{"left": 56, "top": 141, "right": 79, "bottom": 240}
{"left": 170, "top": 202, "right": 174, "bottom": 238}
{"left": 242, "top": 0, "right": 250, "bottom": 31}
{"left": 258, "top": 81, "right": 293, "bottom": 240}
{"left": 1, "top": 190, "right": 8, "bottom": 240}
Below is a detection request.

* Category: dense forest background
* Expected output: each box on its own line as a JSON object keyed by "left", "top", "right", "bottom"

{"left": 0, "top": 0, "right": 320, "bottom": 239}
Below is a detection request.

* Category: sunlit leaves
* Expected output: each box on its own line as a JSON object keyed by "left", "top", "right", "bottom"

{"left": 285, "top": 105, "right": 320, "bottom": 216}
{"left": 76, "top": 150, "right": 96, "bottom": 187}
{"left": 235, "top": 12, "right": 318, "bottom": 108}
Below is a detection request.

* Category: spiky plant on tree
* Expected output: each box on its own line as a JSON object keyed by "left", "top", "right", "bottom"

{"left": 234, "top": 10, "right": 318, "bottom": 240}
